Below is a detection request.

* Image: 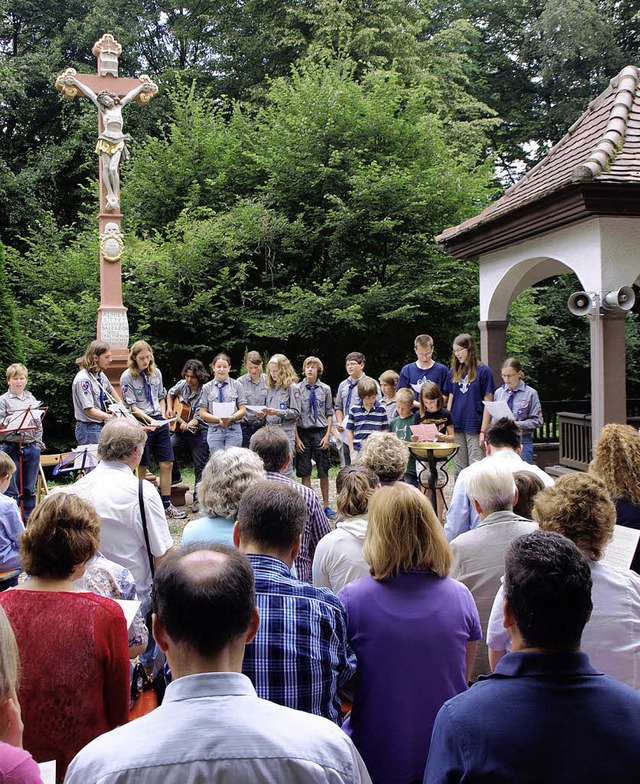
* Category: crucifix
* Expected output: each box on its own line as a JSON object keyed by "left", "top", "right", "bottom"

{"left": 55, "top": 34, "right": 158, "bottom": 377}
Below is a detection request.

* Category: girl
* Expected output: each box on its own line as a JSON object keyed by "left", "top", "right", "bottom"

{"left": 72, "top": 340, "right": 123, "bottom": 445}
{"left": 493, "top": 357, "right": 542, "bottom": 464}
{"left": 262, "top": 354, "right": 301, "bottom": 478}
{"left": 120, "top": 341, "right": 184, "bottom": 519}
{"left": 415, "top": 382, "right": 455, "bottom": 443}
{"left": 199, "top": 353, "right": 247, "bottom": 456}
{"left": 447, "top": 333, "right": 495, "bottom": 476}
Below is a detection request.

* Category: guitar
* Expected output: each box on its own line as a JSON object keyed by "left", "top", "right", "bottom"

{"left": 169, "top": 395, "right": 193, "bottom": 433}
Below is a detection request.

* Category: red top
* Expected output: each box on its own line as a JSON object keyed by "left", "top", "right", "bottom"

{"left": 0, "top": 590, "right": 129, "bottom": 777}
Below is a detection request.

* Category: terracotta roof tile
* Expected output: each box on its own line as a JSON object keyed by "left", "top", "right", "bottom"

{"left": 438, "top": 65, "right": 640, "bottom": 243}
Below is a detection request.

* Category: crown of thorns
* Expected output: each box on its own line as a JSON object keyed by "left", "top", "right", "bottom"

{"left": 97, "top": 89, "right": 120, "bottom": 104}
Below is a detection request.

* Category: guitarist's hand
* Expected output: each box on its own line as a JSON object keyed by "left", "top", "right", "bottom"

{"left": 187, "top": 418, "right": 199, "bottom": 433}
{"left": 178, "top": 422, "right": 188, "bottom": 432}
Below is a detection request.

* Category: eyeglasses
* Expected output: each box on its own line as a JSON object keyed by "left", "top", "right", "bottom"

{"left": 415, "top": 349, "right": 433, "bottom": 357}
{"left": 501, "top": 373, "right": 518, "bottom": 379}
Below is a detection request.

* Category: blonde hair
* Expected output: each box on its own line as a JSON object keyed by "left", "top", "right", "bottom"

{"left": 266, "top": 354, "right": 299, "bottom": 388}
{"left": 590, "top": 423, "right": 640, "bottom": 506}
{"left": 0, "top": 452, "right": 16, "bottom": 479}
{"left": 77, "top": 340, "right": 110, "bottom": 372}
{"left": 364, "top": 483, "right": 452, "bottom": 580}
{"left": 128, "top": 340, "right": 157, "bottom": 378}
{"left": 303, "top": 356, "right": 324, "bottom": 376}
{"left": 0, "top": 606, "right": 18, "bottom": 699}
{"left": 395, "top": 388, "right": 415, "bottom": 407}
{"left": 197, "top": 447, "right": 266, "bottom": 519}
{"left": 358, "top": 432, "right": 409, "bottom": 483}
{"left": 533, "top": 473, "right": 615, "bottom": 561}
{"left": 5, "top": 363, "right": 27, "bottom": 383}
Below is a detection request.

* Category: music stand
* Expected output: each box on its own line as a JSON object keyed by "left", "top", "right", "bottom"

{"left": 52, "top": 444, "right": 100, "bottom": 476}
{"left": 0, "top": 406, "right": 47, "bottom": 519}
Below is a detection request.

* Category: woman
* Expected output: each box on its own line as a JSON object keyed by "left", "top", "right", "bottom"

{"left": 312, "top": 465, "right": 379, "bottom": 592}
{"left": 493, "top": 357, "right": 543, "bottom": 464}
{"left": 487, "top": 473, "right": 640, "bottom": 690}
{"left": 339, "top": 483, "right": 481, "bottom": 784}
{"left": 263, "top": 354, "right": 300, "bottom": 478}
{"left": 358, "top": 431, "right": 410, "bottom": 485}
{"left": 590, "top": 423, "right": 640, "bottom": 572}
{"left": 447, "top": 333, "right": 495, "bottom": 476}
{"left": 72, "top": 340, "right": 123, "bottom": 445}
{"left": 0, "top": 605, "right": 41, "bottom": 782}
{"left": 0, "top": 493, "right": 129, "bottom": 778}
{"left": 182, "top": 447, "right": 266, "bottom": 546}
{"left": 120, "top": 340, "right": 184, "bottom": 519}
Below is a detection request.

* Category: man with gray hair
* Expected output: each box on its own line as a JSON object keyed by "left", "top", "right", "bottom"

{"left": 71, "top": 419, "right": 174, "bottom": 672}
{"left": 449, "top": 461, "right": 537, "bottom": 681}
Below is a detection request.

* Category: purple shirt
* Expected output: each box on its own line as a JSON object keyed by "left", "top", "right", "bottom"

{"left": 339, "top": 570, "right": 481, "bottom": 784}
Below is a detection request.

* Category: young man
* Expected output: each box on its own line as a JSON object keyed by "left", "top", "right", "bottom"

{"left": 397, "top": 334, "right": 449, "bottom": 408}
{"left": 334, "top": 352, "right": 379, "bottom": 465}
{"left": 346, "top": 377, "right": 388, "bottom": 456}
{"left": 295, "top": 356, "right": 334, "bottom": 515}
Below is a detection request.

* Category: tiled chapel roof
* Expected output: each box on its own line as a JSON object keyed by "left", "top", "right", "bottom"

{"left": 438, "top": 65, "right": 640, "bottom": 247}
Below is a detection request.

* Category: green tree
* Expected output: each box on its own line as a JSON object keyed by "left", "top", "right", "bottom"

{"left": 0, "top": 242, "right": 23, "bottom": 368}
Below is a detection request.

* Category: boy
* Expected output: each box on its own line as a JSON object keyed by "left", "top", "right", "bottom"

{"left": 0, "top": 452, "right": 24, "bottom": 591}
{"left": 390, "top": 388, "right": 419, "bottom": 487}
{"left": 397, "top": 334, "right": 449, "bottom": 408}
{"left": 237, "top": 351, "right": 268, "bottom": 448}
{"left": 346, "top": 377, "right": 388, "bottom": 455}
{"left": 295, "top": 357, "right": 334, "bottom": 515}
{"left": 0, "top": 363, "right": 44, "bottom": 521}
{"left": 334, "top": 352, "right": 379, "bottom": 465}
{"left": 379, "top": 370, "right": 398, "bottom": 422}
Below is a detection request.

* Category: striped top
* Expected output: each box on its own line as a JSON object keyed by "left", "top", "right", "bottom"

{"left": 346, "top": 400, "right": 389, "bottom": 450}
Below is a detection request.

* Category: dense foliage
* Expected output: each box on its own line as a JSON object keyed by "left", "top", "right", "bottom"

{"left": 1, "top": 0, "right": 639, "bottom": 447}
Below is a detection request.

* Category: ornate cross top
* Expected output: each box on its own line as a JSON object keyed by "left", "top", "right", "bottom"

{"left": 56, "top": 34, "right": 158, "bottom": 212}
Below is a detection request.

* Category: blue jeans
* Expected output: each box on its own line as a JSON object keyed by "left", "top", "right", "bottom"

{"left": 207, "top": 424, "right": 243, "bottom": 454}
{"left": 75, "top": 421, "right": 103, "bottom": 445}
{"left": 0, "top": 442, "right": 40, "bottom": 521}
{"left": 521, "top": 435, "right": 534, "bottom": 464}
{"left": 171, "top": 428, "right": 209, "bottom": 499}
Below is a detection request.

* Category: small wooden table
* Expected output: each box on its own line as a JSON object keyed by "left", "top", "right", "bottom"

{"left": 409, "top": 442, "right": 459, "bottom": 510}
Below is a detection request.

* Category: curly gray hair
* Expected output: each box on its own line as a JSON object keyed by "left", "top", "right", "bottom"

{"left": 197, "top": 447, "right": 266, "bottom": 519}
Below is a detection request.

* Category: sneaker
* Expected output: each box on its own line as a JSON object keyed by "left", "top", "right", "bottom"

{"left": 165, "top": 503, "right": 186, "bottom": 520}
{"left": 324, "top": 507, "right": 336, "bottom": 519}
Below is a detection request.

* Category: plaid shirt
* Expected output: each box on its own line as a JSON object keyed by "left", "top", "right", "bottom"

{"left": 242, "top": 554, "right": 357, "bottom": 724}
{"left": 265, "top": 472, "right": 330, "bottom": 582}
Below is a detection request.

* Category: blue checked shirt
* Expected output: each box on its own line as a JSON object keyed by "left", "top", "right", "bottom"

{"left": 242, "top": 554, "right": 357, "bottom": 724}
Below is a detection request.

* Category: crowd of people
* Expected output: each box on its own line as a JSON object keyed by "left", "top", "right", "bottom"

{"left": 0, "top": 333, "right": 639, "bottom": 782}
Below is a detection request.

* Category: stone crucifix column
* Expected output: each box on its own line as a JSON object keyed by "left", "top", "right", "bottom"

{"left": 55, "top": 34, "right": 158, "bottom": 382}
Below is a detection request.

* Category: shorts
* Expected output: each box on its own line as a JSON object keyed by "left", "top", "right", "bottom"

{"left": 296, "top": 427, "right": 331, "bottom": 478}
{"left": 141, "top": 424, "right": 174, "bottom": 465}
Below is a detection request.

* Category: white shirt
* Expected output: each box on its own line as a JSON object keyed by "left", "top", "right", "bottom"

{"left": 71, "top": 461, "right": 173, "bottom": 610}
{"left": 450, "top": 511, "right": 538, "bottom": 681}
{"left": 444, "top": 449, "right": 553, "bottom": 541}
{"left": 487, "top": 560, "right": 640, "bottom": 689}
{"left": 64, "top": 672, "right": 372, "bottom": 784}
{"left": 312, "top": 516, "right": 370, "bottom": 593}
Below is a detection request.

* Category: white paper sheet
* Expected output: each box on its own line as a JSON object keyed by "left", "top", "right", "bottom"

{"left": 113, "top": 599, "right": 142, "bottom": 629}
{"left": 483, "top": 400, "right": 514, "bottom": 419}
{"left": 602, "top": 525, "right": 640, "bottom": 571}
{"left": 38, "top": 761, "right": 56, "bottom": 784}
{"left": 211, "top": 402, "right": 235, "bottom": 418}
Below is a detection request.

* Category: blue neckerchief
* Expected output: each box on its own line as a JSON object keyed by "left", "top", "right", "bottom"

{"left": 307, "top": 384, "right": 318, "bottom": 423}
{"left": 142, "top": 371, "right": 153, "bottom": 406}
{"left": 217, "top": 381, "right": 227, "bottom": 402}
{"left": 345, "top": 380, "right": 358, "bottom": 414}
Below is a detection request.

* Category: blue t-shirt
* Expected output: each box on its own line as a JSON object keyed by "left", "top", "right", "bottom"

{"left": 182, "top": 516, "right": 234, "bottom": 547}
{"left": 397, "top": 362, "right": 450, "bottom": 399}
{"left": 447, "top": 363, "right": 495, "bottom": 432}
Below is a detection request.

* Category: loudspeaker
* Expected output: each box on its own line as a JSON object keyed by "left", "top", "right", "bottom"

{"left": 603, "top": 286, "right": 636, "bottom": 311}
{"left": 567, "top": 291, "right": 593, "bottom": 316}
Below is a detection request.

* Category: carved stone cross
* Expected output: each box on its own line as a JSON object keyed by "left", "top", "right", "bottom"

{"left": 55, "top": 34, "right": 158, "bottom": 366}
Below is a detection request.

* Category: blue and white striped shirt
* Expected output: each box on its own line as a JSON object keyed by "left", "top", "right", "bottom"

{"left": 346, "top": 400, "right": 389, "bottom": 450}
